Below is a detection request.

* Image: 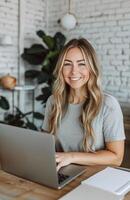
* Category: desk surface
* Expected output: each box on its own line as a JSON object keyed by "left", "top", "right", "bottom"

{"left": 0, "top": 166, "right": 130, "bottom": 200}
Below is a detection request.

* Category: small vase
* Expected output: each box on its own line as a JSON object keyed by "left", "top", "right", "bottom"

{"left": 0, "top": 74, "right": 17, "bottom": 90}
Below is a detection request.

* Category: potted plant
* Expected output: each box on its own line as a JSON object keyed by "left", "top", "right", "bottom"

{"left": 22, "top": 30, "right": 66, "bottom": 105}
{"left": 0, "top": 94, "right": 44, "bottom": 130}
{"left": 3, "top": 107, "right": 44, "bottom": 130}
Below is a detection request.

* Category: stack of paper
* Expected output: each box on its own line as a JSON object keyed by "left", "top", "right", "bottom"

{"left": 59, "top": 184, "right": 123, "bottom": 200}
{"left": 59, "top": 167, "right": 130, "bottom": 200}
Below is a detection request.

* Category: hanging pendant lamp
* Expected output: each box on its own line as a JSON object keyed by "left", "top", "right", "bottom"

{"left": 58, "top": 0, "right": 77, "bottom": 30}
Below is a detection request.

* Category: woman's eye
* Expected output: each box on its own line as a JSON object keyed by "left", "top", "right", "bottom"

{"left": 64, "top": 63, "right": 72, "bottom": 66}
{"left": 79, "top": 63, "right": 86, "bottom": 66}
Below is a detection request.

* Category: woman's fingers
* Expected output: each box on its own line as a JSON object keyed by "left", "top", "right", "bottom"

{"left": 55, "top": 153, "right": 72, "bottom": 171}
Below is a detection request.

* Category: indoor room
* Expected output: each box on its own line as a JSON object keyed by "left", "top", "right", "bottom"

{"left": 0, "top": 0, "right": 130, "bottom": 199}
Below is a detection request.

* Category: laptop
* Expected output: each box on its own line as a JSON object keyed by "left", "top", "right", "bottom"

{"left": 0, "top": 123, "right": 86, "bottom": 189}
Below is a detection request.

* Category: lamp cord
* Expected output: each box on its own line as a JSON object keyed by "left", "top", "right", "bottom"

{"left": 68, "top": 0, "right": 71, "bottom": 13}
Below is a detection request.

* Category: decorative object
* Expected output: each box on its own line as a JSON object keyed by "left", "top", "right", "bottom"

{"left": 0, "top": 74, "right": 17, "bottom": 90}
{"left": 58, "top": 0, "right": 77, "bottom": 30}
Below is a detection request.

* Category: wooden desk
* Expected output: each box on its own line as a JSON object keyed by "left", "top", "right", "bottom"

{"left": 0, "top": 166, "right": 130, "bottom": 200}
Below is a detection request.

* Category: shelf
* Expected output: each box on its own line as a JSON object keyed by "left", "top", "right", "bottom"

{"left": 13, "top": 85, "right": 36, "bottom": 91}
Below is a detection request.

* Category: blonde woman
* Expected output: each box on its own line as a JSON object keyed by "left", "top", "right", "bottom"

{"left": 42, "top": 38, "right": 125, "bottom": 171}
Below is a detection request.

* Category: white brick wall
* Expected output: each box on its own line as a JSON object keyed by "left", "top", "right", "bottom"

{"left": 0, "top": 0, "right": 18, "bottom": 78}
{"left": 24, "top": 0, "right": 46, "bottom": 40}
{"left": 47, "top": 0, "right": 130, "bottom": 104}
{"left": 0, "top": 0, "right": 130, "bottom": 120}
{"left": 0, "top": 0, "right": 46, "bottom": 118}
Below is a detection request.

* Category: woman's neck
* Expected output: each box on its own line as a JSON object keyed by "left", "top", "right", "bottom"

{"left": 69, "top": 88, "right": 87, "bottom": 104}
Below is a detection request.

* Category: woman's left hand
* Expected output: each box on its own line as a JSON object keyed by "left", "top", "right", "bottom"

{"left": 56, "top": 152, "right": 73, "bottom": 171}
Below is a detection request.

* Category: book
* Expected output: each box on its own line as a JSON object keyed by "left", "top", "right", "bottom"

{"left": 82, "top": 167, "right": 130, "bottom": 196}
{"left": 59, "top": 184, "right": 123, "bottom": 200}
{"left": 59, "top": 167, "right": 130, "bottom": 200}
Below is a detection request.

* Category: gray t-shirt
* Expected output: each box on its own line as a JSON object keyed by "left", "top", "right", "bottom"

{"left": 42, "top": 93, "right": 125, "bottom": 152}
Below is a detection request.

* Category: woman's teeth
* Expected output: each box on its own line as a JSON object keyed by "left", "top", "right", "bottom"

{"left": 70, "top": 77, "right": 81, "bottom": 81}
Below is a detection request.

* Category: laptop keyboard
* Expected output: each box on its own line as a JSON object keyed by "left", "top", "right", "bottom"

{"left": 58, "top": 173, "right": 70, "bottom": 184}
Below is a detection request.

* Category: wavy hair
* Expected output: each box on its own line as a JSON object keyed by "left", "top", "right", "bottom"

{"left": 48, "top": 38, "right": 103, "bottom": 152}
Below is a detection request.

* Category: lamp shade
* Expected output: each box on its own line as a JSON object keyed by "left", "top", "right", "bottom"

{"left": 60, "top": 13, "right": 77, "bottom": 30}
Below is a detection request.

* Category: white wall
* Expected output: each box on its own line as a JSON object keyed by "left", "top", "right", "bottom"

{"left": 0, "top": 0, "right": 130, "bottom": 119}
{"left": 47, "top": 0, "right": 130, "bottom": 104}
{"left": 0, "top": 0, "right": 46, "bottom": 77}
{"left": 0, "top": 0, "right": 47, "bottom": 117}
{"left": 0, "top": 0, "right": 18, "bottom": 77}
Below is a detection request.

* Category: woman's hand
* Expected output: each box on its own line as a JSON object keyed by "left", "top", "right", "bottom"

{"left": 56, "top": 152, "right": 73, "bottom": 171}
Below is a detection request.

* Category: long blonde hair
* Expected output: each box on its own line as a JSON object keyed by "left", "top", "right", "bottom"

{"left": 48, "top": 38, "right": 103, "bottom": 152}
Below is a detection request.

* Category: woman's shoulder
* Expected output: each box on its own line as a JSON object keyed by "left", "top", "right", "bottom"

{"left": 46, "top": 95, "right": 54, "bottom": 105}
{"left": 103, "top": 92, "right": 121, "bottom": 111}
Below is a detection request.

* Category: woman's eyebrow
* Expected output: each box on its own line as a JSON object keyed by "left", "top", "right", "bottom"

{"left": 64, "top": 59, "right": 85, "bottom": 63}
{"left": 77, "top": 59, "right": 85, "bottom": 63}
{"left": 64, "top": 59, "right": 72, "bottom": 63}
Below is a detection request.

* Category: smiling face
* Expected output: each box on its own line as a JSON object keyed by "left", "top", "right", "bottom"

{"left": 62, "top": 47, "right": 90, "bottom": 92}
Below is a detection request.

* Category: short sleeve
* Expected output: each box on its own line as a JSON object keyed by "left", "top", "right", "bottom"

{"left": 103, "top": 95, "right": 126, "bottom": 142}
{"left": 42, "top": 95, "right": 53, "bottom": 132}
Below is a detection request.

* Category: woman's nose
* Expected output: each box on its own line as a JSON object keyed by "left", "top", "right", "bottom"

{"left": 71, "top": 64, "right": 79, "bottom": 73}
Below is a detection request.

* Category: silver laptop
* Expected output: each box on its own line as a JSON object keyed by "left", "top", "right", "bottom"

{"left": 0, "top": 123, "right": 86, "bottom": 189}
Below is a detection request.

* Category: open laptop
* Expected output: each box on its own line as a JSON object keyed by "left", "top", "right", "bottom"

{"left": 0, "top": 123, "right": 86, "bottom": 189}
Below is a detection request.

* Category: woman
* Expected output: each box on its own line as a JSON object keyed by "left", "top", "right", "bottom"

{"left": 42, "top": 38, "right": 125, "bottom": 171}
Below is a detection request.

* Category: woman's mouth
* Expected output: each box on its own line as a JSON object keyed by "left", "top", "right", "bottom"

{"left": 70, "top": 77, "right": 81, "bottom": 81}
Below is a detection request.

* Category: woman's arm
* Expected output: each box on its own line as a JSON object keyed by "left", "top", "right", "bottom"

{"left": 56, "top": 140, "right": 125, "bottom": 171}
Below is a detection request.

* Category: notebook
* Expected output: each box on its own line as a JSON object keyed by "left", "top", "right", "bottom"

{"left": 59, "top": 167, "right": 130, "bottom": 200}
{"left": 59, "top": 184, "right": 123, "bottom": 200}
{"left": 82, "top": 167, "right": 130, "bottom": 196}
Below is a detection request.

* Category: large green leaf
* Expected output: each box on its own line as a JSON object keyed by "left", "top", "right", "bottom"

{"left": 41, "top": 86, "right": 52, "bottom": 94}
{"left": 22, "top": 53, "right": 44, "bottom": 65}
{"left": 9, "top": 120, "right": 25, "bottom": 127}
{"left": 4, "top": 113, "right": 25, "bottom": 127}
{"left": 0, "top": 96, "right": 10, "bottom": 110}
{"left": 4, "top": 113, "right": 14, "bottom": 121}
{"left": 36, "top": 30, "right": 46, "bottom": 38}
{"left": 25, "top": 70, "right": 40, "bottom": 79}
{"left": 36, "top": 86, "right": 51, "bottom": 104}
{"left": 33, "top": 112, "right": 44, "bottom": 119}
{"left": 42, "top": 58, "right": 51, "bottom": 69}
{"left": 42, "top": 35, "right": 55, "bottom": 50}
{"left": 24, "top": 44, "right": 47, "bottom": 54}
{"left": 41, "top": 50, "right": 59, "bottom": 73}
{"left": 37, "top": 71, "right": 50, "bottom": 84}
{"left": 46, "top": 50, "right": 59, "bottom": 60}
{"left": 25, "top": 120, "right": 38, "bottom": 130}
{"left": 54, "top": 32, "right": 66, "bottom": 50}
{"left": 22, "top": 45, "right": 48, "bottom": 65}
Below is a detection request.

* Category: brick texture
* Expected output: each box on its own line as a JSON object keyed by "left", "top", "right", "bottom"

{"left": 0, "top": 0, "right": 46, "bottom": 118}
{"left": 47, "top": 0, "right": 130, "bottom": 104}
{"left": 0, "top": 0, "right": 130, "bottom": 121}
